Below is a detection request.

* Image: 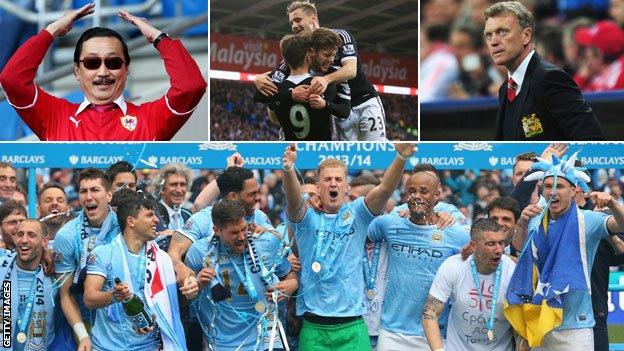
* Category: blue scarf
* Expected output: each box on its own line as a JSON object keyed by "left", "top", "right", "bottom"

{"left": 505, "top": 203, "right": 589, "bottom": 346}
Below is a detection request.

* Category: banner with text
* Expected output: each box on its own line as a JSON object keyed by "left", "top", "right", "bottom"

{"left": 2, "top": 143, "right": 624, "bottom": 171}
{"left": 209, "top": 33, "right": 417, "bottom": 87}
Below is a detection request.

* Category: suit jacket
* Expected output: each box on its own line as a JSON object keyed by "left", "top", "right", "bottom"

{"left": 495, "top": 53, "right": 604, "bottom": 140}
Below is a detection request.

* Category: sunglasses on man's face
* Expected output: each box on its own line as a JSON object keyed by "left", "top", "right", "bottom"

{"left": 78, "top": 56, "right": 126, "bottom": 70}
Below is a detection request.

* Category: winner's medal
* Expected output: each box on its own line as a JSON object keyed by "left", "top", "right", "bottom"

{"left": 311, "top": 261, "right": 321, "bottom": 273}
{"left": 366, "top": 289, "right": 376, "bottom": 300}
{"left": 487, "top": 329, "right": 494, "bottom": 341}
{"left": 255, "top": 302, "right": 266, "bottom": 313}
{"left": 17, "top": 332, "right": 27, "bottom": 343}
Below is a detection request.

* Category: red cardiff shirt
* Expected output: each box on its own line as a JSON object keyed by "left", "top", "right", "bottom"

{"left": 0, "top": 30, "right": 207, "bottom": 141}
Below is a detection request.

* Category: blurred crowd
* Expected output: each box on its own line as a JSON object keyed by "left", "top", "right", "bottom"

{"left": 210, "top": 79, "right": 418, "bottom": 141}
{"left": 421, "top": 0, "right": 624, "bottom": 102}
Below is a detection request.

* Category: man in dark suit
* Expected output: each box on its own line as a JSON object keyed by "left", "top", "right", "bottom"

{"left": 484, "top": 1, "right": 604, "bottom": 140}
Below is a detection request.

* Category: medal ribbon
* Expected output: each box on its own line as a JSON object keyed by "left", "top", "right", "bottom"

{"left": 231, "top": 248, "right": 259, "bottom": 301}
{"left": 313, "top": 205, "right": 351, "bottom": 271}
{"left": 17, "top": 268, "right": 40, "bottom": 341}
{"left": 362, "top": 241, "right": 381, "bottom": 291}
{"left": 470, "top": 258, "right": 503, "bottom": 337}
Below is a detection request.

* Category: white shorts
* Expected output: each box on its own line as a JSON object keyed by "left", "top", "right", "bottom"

{"left": 377, "top": 328, "right": 433, "bottom": 351}
{"left": 334, "top": 96, "right": 387, "bottom": 141}
{"left": 531, "top": 328, "right": 593, "bottom": 351}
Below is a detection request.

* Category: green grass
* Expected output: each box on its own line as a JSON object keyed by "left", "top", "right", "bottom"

{"left": 610, "top": 325, "right": 624, "bottom": 343}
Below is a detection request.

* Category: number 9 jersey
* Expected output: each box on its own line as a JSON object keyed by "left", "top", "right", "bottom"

{"left": 254, "top": 67, "right": 351, "bottom": 141}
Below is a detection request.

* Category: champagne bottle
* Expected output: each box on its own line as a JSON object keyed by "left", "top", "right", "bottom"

{"left": 114, "top": 277, "right": 153, "bottom": 329}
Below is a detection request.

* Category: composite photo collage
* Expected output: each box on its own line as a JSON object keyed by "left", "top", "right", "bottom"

{"left": 0, "top": 1, "right": 623, "bottom": 351}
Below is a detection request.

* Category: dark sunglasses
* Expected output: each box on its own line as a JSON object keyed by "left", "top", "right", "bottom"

{"left": 78, "top": 56, "right": 126, "bottom": 70}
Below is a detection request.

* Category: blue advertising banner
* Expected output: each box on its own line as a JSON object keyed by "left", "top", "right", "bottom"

{"left": 609, "top": 272, "right": 624, "bottom": 324}
{"left": 0, "top": 142, "right": 623, "bottom": 170}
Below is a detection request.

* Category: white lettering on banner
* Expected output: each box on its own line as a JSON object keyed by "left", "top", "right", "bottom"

{"left": 80, "top": 156, "right": 124, "bottom": 164}
{"left": 0, "top": 155, "right": 45, "bottom": 164}
{"left": 499, "top": 157, "right": 516, "bottom": 166}
{"left": 362, "top": 58, "right": 407, "bottom": 84}
{"left": 419, "top": 157, "right": 464, "bottom": 166}
{"left": 318, "top": 155, "right": 371, "bottom": 167}
{"left": 581, "top": 157, "right": 624, "bottom": 166}
{"left": 299, "top": 143, "right": 394, "bottom": 152}
{"left": 210, "top": 42, "right": 278, "bottom": 70}
{"left": 244, "top": 157, "right": 282, "bottom": 166}
{"left": 159, "top": 157, "right": 203, "bottom": 166}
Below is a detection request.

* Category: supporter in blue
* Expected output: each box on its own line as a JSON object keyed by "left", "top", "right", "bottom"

{"left": 368, "top": 170, "right": 469, "bottom": 349}
{"left": 185, "top": 199, "right": 297, "bottom": 350}
{"left": 506, "top": 153, "right": 624, "bottom": 349}
{"left": 53, "top": 168, "right": 120, "bottom": 351}
{"left": 84, "top": 190, "right": 188, "bottom": 351}
{"left": 1, "top": 219, "right": 57, "bottom": 351}
{"left": 281, "top": 143, "right": 415, "bottom": 350}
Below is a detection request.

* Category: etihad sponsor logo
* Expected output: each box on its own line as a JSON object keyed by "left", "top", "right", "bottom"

{"left": 390, "top": 243, "right": 444, "bottom": 259}
{"left": 1, "top": 155, "right": 45, "bottom": 164}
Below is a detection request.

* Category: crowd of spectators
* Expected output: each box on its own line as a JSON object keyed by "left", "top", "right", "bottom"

{"left": 210, "top": 79, "right": 417, "bottom": 141}
{"left": 421, "top": 0, "right": 624, "bottom": 102}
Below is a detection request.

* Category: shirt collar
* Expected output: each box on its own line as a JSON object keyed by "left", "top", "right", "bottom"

{"left": 74, "top": 94, "right": 127, "bottom": 116}
{"left": 508, "top": 50, "right": 535, "bottom": 95}
{"left": 160, "top": 199, "right": 180, "bottom": 217}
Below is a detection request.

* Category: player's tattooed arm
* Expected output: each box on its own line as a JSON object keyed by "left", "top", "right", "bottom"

{"left": 422, "top": 294, "right": 445, "bottom": 350}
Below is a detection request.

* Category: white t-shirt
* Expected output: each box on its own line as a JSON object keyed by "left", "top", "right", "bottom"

{"left": 429, "top": 254, "right": 516, "bottom": 351}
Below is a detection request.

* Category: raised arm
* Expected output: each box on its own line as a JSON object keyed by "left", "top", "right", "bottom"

{"left": 282, "top": 144, "right": 306, "bottom": 222}
{"left": 364, "top": 144, "right": 415, "bottom": 215}
{"left": 591, "top": 192, "right": 624, "bottom": 234}
{"left": 192, "top": 153, "right": 244, "bottom": 212}
{"left": 422, "top": 294, "right": 446, "bottom": 351}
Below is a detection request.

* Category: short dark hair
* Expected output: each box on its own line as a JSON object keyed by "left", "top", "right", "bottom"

{"left": 78, "top": 168, "right": 111, "bottom": 191}
{"left": 116, "top": 190, "right": 157, "bottom": 232}
{"left": 17, "top": 218, "right": 46, "bottom": 238}
{"left": 38, "top": 181, "right": 67, "bottom": 201}
{"left": 212, "top": 199, "right": 246, "bottom": 229}
{"left": 470, "top": 218, "right": 503, "bottom": 241}
{"left": 110, "top": 187, "right": 137, "bottom": 210}
{"left": 487, "top": 196, "right": 521, "bottom": 221}
{"left": 216, "top": 167, "right": 255, "bottom": 195}
{"left": 513, "top": 151, "right": 536, "bottom": 174}
{"left": 74, "top": 27, "right": 130, "bottom": 65}
{"left": 280, "top": 34, "right": 311, "bottom": 69}
{"left": 107, "top": 161, "right": 136, "bottom": 184}
{"left": 350, "top": 174, "right": 380, "bottom": 187}
{"left": 0, "top": 200, "right": 26, "bottom": 223}
{"left": 310, "top": 27, "right": 342, "bottom": 52}
{"left": 413, "top": 163, "right": 440, "bottom": 179}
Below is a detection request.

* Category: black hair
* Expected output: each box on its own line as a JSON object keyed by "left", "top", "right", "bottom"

{"left": 116, "top": 190, "right": 157, "bottom": 232}
{"left": 0, "top": 200, "right": 26, "bottom": 222}
{"left": 216, "top": 167, "right": 254, "bottom": 195}
{"left": 78, "top": 168, "right": 112, "bottom": 191}
{"left": 107, "top": 161, "right": 137, "bottom": 184}
{"left": 487, "top": 196, "right": 521, "bottom": 221}
{"left": 38, "top": 181, "right": 67, "bottom": 201}
{"left": 74, "top": 27, "right": 130, "bottom": 65}
{"left": 211, "top": 199, "right": 246, "bottom": 229}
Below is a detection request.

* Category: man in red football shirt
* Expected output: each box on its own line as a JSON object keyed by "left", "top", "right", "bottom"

{"left": 0, "top": 3, "right": 207, "bottom": 141}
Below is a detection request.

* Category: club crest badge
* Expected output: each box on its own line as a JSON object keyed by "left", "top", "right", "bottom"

{"left": 521, "top": 114, "right": 544, "bottom": 138}
{"left": 120, "top": 115, "right": 138, "bottom": 131}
